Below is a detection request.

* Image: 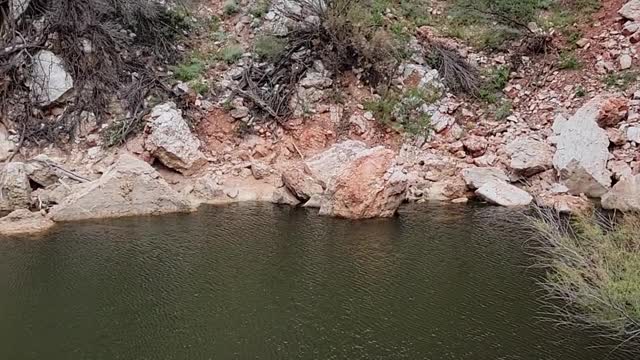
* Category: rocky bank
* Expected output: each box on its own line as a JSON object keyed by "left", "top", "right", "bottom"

{"left": 3, "top": 0, "right": 640, "bottom": 235}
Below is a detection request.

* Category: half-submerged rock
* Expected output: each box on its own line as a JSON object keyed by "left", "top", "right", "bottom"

{"left": 50, "top": 154, "right": 193, "bottom": 221}
{"left": 145, "top": 102, "right": 207, "bottom": 175}
{"left": 475, "top": 181, "right": 533, "bottom": 207}
{"left": 319, "top": 147, "right": 407, "bottom": 219}
{"left": 553, "top": 95, "right": 614, "bottom": 197}
{"left": 0, "top": 209, "right": 54, "bottom": 235}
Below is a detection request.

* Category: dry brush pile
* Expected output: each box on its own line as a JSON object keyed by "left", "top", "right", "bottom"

{"left": 0, "top": 0, "right": 190, "bottom": 146}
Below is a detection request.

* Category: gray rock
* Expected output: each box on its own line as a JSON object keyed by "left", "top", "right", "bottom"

{"left": 461, "top": 167, "right": 510, "bottom": 190}
{"left": 506, "top": 137, "right": 554, "bottom": 176}
{"left": 0, "top": 124, "right": 15, "bottom": 162}
{"left": 553, "top": 95, "right": 612, "bottom": 197}
{"left": 30, "top": 51, "right": 74, "bottom": 106}
{"left": 475, "top": 181, "right": 533, "bottom": 207}
{"left": 0, "top": 162, "right": 31, "bottom": 211}
{"left": 620, "top": 0, "right": 640, "bottom": 21}
{"left": 49, "top": 154, "right": 193, "bottom": 221}
{"left": 620, "top": 54, "right": 633, "bottom": 70}
{"left": 144, "top": 102, "right": 207, "bottom": 175}
{"left": 602, "top": 174, "right": 640, "bottom": 211}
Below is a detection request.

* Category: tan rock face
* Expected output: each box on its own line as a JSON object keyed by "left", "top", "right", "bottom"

{"left": 319, "top": 148, "right": 407, "bottom": 219}
{"left": 144, "top": 102, "right": 207, "bottom": 175}
{"left": 49, "top": 154, "right": 193, "bottom": 222}
{"left": 595, "top": 96, "right": 628, "bottom": 128}
{"left": 0, "top": 209, "right": 54, "bottom": 235}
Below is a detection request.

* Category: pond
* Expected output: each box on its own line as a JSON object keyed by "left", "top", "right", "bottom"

{"left": 0, "top": 203, "right": 633, "bottom": 359}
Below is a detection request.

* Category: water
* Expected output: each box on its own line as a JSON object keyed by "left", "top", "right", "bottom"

{"left": 0, "top": 203, "right": 633, "bottom": 359}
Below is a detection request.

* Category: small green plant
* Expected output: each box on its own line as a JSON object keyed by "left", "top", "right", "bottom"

{"left": 190, "top": 81, "right": 209, "bottom": 95}
{"left": 254, "top": 35, "right": 287, "bottom": 61}
{"left": 250, "top": 0, "right": 271, "bottom": 18}
{"left": 207, "top": 15, "right": 221, "bottom": 32}
{"left": 494, "top": 100, "right": 512, "bottom": 120}
{"left": 558, "top": 52, "right": 581, "bottom": 70}
{"left": 173, "top": 56, "right": 207, "bottom": 82}
{"left": 603, "top": 71, "right": 639, "bottom": 90}
{"left": 478, "top": 66, "right": 510, "bottom": 103}
{"left": 219, "top": 44, "right": 244, "bottom": 64}
{"left": 365, "top": 87, "right": 435, "bottom": 136}
{"left": 574, "top": 85, "right": 586, "bottom": 97}
{"left": 223, "top": 0, "right": 239, "bottom": 16}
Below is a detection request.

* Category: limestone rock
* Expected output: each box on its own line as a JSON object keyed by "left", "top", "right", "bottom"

{"left": 475, "top": 181, "right": 533, "bottom": 207}
{"left": 620, "top": 0, "right": 640, "bottom": 21}
{"left": 319, "top": 147, "right": 407, "bottom": 219}
{"left": 144, "top": 102, "right": 207, "bottom": 175}
{"left": 49, "top": 154, "right": 193, "bottom": 221}
{"left": 251, "top": 161, "right": 271, "bottom": 180}
{"left": 553, "top": 95, "right": 613, "bottom": 197}
{"left": 305, "top": 140, "right": 369, "bottom": 186}
{"left": 0, "top": 162, "right": 31, "bottom": 211}
{"left": 505, "top": 137, "right": 553, "bottom": 176}
{"left": 0, "top": 209, "right": 54, "bottom": 235}
{"left": 601, "top": 174, "right": 640, "bottom": 211}
{"left": 30, "top": 51, "right": 74, "bottom": 106}
{"left": 461, "top": 167, "right": 510, "bottom": 190}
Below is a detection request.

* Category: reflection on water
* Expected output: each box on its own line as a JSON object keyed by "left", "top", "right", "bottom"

{"left": 0, "top": 203, "right": 634, "bottom": 359}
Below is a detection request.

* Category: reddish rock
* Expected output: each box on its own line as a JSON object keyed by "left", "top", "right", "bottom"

{"left": 462, "top": 136, "right": 488, "bottom": 158}
{"left": 596, "top": 97, "right": 628, "bottom": 128}
{"left": 319, "top": 147, "right": 407, "bottom": 219}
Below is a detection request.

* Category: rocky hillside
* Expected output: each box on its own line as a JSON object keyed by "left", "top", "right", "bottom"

{"left": 2, "top": 0, "right": 640, "bottom": 233}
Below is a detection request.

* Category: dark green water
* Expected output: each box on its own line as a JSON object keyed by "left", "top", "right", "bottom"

{"left": 0, "top": 203, "right": 633, "bottom": 359}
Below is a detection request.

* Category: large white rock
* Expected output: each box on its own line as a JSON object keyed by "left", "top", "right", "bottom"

{"left": 461, "top": 167, "right": 510, "bottom": 190}
{"left": 144, "top": 102, "right": 207, "bottom": 175}
{"left": 601, "top": 174, "right": 640, "bottom": 211}
{"left": 0, "top": 124, "right": 15, "bottom": 162}
{"left": 30, "top": 51, "right": 74, "bottom": 106}
{"left": 0, "top": 162, "right": 31, "bottom": 211}
{"left": 319, "top": 147, "right": 407, "bottom": 219}
{"left": 553, "top": 96, "right": 612, "bottom": 197}
{"left": 475, "top": 181, "right": 533, "bottom": 207}
{"left": 305, "top": 140, "right": 369, "bottom": 186}
{"left": 505, "top": 137, "right": 553, "bottom": 176}
{"left": 620, "top": 0, "right": 640, "bottom": 21}
{"left": 49, "top": 154, "right": 193, "bottom": 221}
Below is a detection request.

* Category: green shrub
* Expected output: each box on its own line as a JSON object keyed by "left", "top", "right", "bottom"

{"left": 219, "top": 44, "right": 244, "bottom": 64}
{"left": 173, "top": 56, "right": 207, "bottom": 82}
{"left": 254, "top": 35, "right": 287, "bottom": 61}
{"left": 494, "top": 100, "right": 512, "bottom": 120}
{"left": 574, "top": 85, "right": 586, "bottom": 97}
{"left": 603, "top": 71, "right": 639, "bottom": 90}
{"left": 190, "top": 81, "right": 209, "bottom": 95}
{"left": 478, "top": 66, "right": 510, "bottom": 103}
{"left": 558, "top": 52, "right": 581, "bottom": 70}
{"left": 533, "top": 211, "right": 640, "bottom": 347}
{"left": 223, "top": 0, "right": 239, "bottom": 16}
{"left": 250, "top": 0, "right": 271, "bottom": 18}
{"left": 365, "top": 88, "right": 436, "bottom": 136}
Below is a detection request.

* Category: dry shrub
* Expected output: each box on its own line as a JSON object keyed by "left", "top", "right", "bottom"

{"left": 426, "top": 42, "right": 480, "bottom": 95}
{"left": 235, "top": 0, "right": 406, "bottom": 122}
{"left": 0, "top": 0, "right": 189, "bottom": 145}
